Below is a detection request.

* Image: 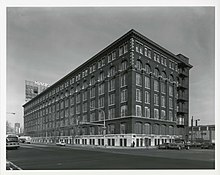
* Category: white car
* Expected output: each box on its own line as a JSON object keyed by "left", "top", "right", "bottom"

{"left": 56, "top": 141, "right": 66, "bottom": 146}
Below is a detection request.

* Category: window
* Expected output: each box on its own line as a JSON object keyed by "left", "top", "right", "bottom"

{"left": 145, "top": 64, "right": 151, "bottom": 74}
{"left": 109, "top": 93, "right": 115, "bottom": 105}
{"left": 136, "top": 89, "right": 142, "bottom": 102}
{"left": 121, "top": 105, "right": 128, "bottom": 117}
{"left": 120, "top": 123, "right": 126, "bottom": 134}
{"left": 60, "top": 101, "right": 64, "bottom": 109}
{"left": 108, "top": 108, "right": 115, "bottom": 119}
{"left": 145, "top": 76, "right": 150, "bottom": 89}
{"left": 136, "top": 105, "right": 142, "bottom": 116}
{"left": 154, "top": 108, "right": 159, "bottom": 119}
{"left": 70, "top": 96, "right": 74, "bottom": 106}
{"left": 161, "top": 56, "right": 167, "bottom": 66}
{"left": 90, "top": 100, "right": 95, "bottom": 110}
{"left": 120, "top": 74, "right": 126, "bottom": 87}
{"left": 119, "top": 46, "right": 123, "bottom": 56}
{"left": 121, "top": 61, "right": 127, "bottom": 71}
{"left": 136, "top": 73, "right": 142, "bottom": 86}
{"left": 109, "top": 78, "right": 115, "bottom": 91}
{"left": 161, "top": 110, "right": 166, "bottom": 120}
{"left": 98, "top": 111, "right": 104, "bottom": 121}
{"left": 65, "top": 99, "right": 69, "bottom": 108}
{"left": 154, "top": 80, "right": 159, "bottom": 92}
{"left": 169, "top": 111, "right": 173, "bottom": 121}
{"left": 98, "top": 97, "right": 104, "bottom": 108}
{"left": 143, "top": 123, "right": 151, "bottom": 134}
{"left": 154, "top": 94, "right": 159, "bottom": 106}
{"left": 70, "top": 106, "right": 74, "bottom": 115}
{"left": 90, "top": 113, "right": 95, "bottom": 122}
{"left": 112, "top": 51, "right": 116, "bottom": 60}
{"left": 90, "top": 76, "right": 95, "bottom": 85}
{"left": 109, "top": 66, "right": 116, "bottom": 77}
{"left": 169, "top": 74, "right": 174, "bottom": 82}
{"left": 145, "top": 91, "right": 150, "bottom": 104}
{"left": 76, "top": 93, "right": 81, "bottom": 103}
{"left": 136, "top": 60, "right": 142, "bottom": 70}
{"left": 98, "top": 83, "right": 104, "bottom": 95}
{"left": 89, "top": 127, "right": 95, "bottom": 135}
{"left": 90, "top": 87, "right": 95, "bottom": 98}
{"left": 83, "top": 91, "right": 87, "bottom": 101}
{"left": 169, "top": 98, "right": 173, "bottom": 109}
{"left": 169, "top": 126, "right": 174, "bottom": 135}
{"left": 139, "top": 45, "right": 143, "bottom": 54}
{"left": 83, "top": 103, "right": 87, "bottom": 112}
{"left": 145, "top": 107, "right": 150, "bottom": 118}
{"left": 161, "top": 95, "right": 166, "bottom": 107}
{"left": 161, "top": 82, "right": 166, "bottom": 94}
{"left": 99, "top": 72, "right": 105, "bottom": 81}
{"left": 121, "top": 89, "right": 127, "bottom": 102}
{"left": 144, "top": 47, "right": 151, "bottom": 58}
{"left": 135, "top": 122, "right": 142, "bottom": 134}
{"left": 76, "top": 104, "right": 80, "bottom": 114}
{"left": 108, "top": 124, "right": 115, "bottom": 134}
{"left": 154, "top": 52, "right": 160, "bottom": 63}
{"left": 124, "top": 43, "right": 128, "bottom": 53}
{"left": 169, "top": 85, "right": 173, "bottom": 96}
{"left": 154, "top": 68, "right": 160, "bottom": 78}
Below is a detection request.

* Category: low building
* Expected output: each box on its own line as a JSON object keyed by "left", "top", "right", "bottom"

{"left": 189, "top": 125, "right": 215, "bottom": 143}
{"left": 23, "top": 29, "right": 192, "bottom": 147}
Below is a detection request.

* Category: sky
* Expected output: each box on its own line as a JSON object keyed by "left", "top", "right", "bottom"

{"left": 6, "top": 7, "right": 215, "bottom": 128}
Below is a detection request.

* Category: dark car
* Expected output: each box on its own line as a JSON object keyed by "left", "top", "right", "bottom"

{"left": 201, "top": 142, "right": 215, "bottom": 149}
{"left": 158, "top": 143, "right": 169, "bottom": 149}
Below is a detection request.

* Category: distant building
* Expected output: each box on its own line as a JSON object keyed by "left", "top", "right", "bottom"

{"left": 189, "top": 125, "right": 215, "bottom": 143}
{"left": 23, "top": 29, "right": 192, "bottom": 147}
{"left": 25, "top": 80, "right": 50, "bottom": 102}
{"left": 14, "top": 123, "right": 21, "bottom": 134}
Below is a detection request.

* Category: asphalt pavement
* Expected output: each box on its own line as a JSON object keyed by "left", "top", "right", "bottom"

{"left": 6, "top": 143, "right": 215, "bottom": 170}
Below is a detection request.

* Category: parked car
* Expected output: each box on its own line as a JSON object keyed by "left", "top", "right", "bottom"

{"left": 167, "top": 142, "right": 189, "bottom": 150}
{"left": 158, "top": 143, "right": 169, "bottom": 149}
{"left": 201, "top": 142, "right": 215, "bottom": 149}
{"left": 56, "top": 141, "right": 66, "bottom": 146}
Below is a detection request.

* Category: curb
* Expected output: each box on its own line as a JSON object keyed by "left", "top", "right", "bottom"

{"left": 6, "top": 161, "right": 22, "bottom": 170}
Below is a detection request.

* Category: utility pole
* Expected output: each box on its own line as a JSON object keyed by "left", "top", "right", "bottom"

{"left": 191, "top": 116, "right": 193, "bottom": 143}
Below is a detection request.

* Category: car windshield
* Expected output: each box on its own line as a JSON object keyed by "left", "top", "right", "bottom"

{"left": 7, "top": 137, "right": 18, "bottom": 142}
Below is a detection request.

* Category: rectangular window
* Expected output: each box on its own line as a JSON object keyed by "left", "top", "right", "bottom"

{"left": 120, "top": 105, "right": 127, "bottom": 117}
{"left": 169, "top": 111, "right": 173, "bottom": 121}
{"left": 120, "top": 74, "right": 126, "bottom": 87}
{"left": 169, "top": 85, "right": 173, "bottom": 96}
{"left": 145, "top": 107, "right": 150, "bottom": 118}
{"left": 90, "top": 87, "right": 95, "bottom": 98}
{"left": 169, "top": 98, "right": 173, "bottom": 109}
{"left": 83, "top": 103, "right": 87, "bottom": 112}
{"left": 154, "top": 108, "right": 159, "bottom": 119}
{"left": 145, "top": 91, "right": 150, "bottom": 104}
{"left": 119, "top": 46, "right": 123, "bottom": 56}
{"left": 108, "top": 54, "right": 112, "bottom": 63}
{"left": 90, "top": 113, "right": 95, "bottom": 122}
{"left": 108, "top": 108, "right": 115, "bottom": 119}
{"left": 161, "top": 82, "right": 166, "bottom": 94}
{"left": 154, "top": 94, "right": 159, "bottom": 106}
{"left": 136, "top": 73, "right": 142, "bottom": 86}
{"left": 121, "top": 89, "right": 127, "bottom": 102}
{"left": 136, "top": 89, "right": 142, "bottom": 102}
{"left": 109, "top": 79, "right": 115, "bottom": 91}
{"left": 161, "top": 110, "right": 166, "bottom": 120}
{"left": 76, "top": 104, "right": 80, "bottom": 114}
{"left": 98, "top": 97, "right": 104, "bottom": 108}
{"left": 136, "top": 105, "right": 142, "bottom": 117}
{"left": 161, "top": 95, "right": 166, "bottom": 107}
{"left": 145, "top": 47, "right": 152, "bottom": 58}
{"left": 83, "top": 91, "right": 87, "bottom": 101}
{"left": 154, "top": 80, "right": 159, "bottom": 92}
{"left": 120, "top": 123, "right": 126, "bottom": 134}
{"left": 76, "top": 93, "right": 81, "bottom": 103}
{"left": 124, "top": 44, "right": 128, "bottom": 53}
{"left": 98, "top": 83, "right": 104, "bottom": 95}
{"left": 90, "top": 100, "right": 95, "bottom": 110}
{"left": 109, "top": 93, "right": 115, "bottom": 105}
{"left": 145, "top": 76, "right": 150, "bottom": 89}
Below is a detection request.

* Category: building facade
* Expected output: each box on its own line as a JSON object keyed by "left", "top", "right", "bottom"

{"left": 23, "top": 29, "right": 192, "bottom": 147}
{"left": 189, "top": 125, "right": 215, "bottom": 143}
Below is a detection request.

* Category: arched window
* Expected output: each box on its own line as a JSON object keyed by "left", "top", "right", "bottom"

{"left": 169, "top": 74, "right": 174, "bottom": 82}
{"left": 90, "top": 76, "right": 95, "bottom": 86}
{"left": 99, "top": 71, "right": 105, "bottom": 81}
{"left": 109, "top": 66, "right": 116, "bottom": 77}
{"left": 153, "top": 124, "right": 160, "bottom": 135}
{"left": 145, "top": 64, "right": 151, "bottom": 74}
{"left": 160, "top": 125, "right": 166, "bottom": 135}
{"left": 154, "top": 68, "right": 160, "bottom": 78}
{"left": 82, "top": 80, "right": 87, "bottom": 89}
{"left": 161, "top": 71, "right": 167, "bottom": 79}
{"left": 136, "top": 60, "right": 142, "bottom": 71}
{"left": 168, "top": 126, "right": 174, "bottom": 135}
{"left": 135, "top": 122, "right": 142, "bottom": 134}
{"left": 143, "top": 123, "right": 151, "bottom": 134}
{"left": 121, "top": 60, "right": 127, "bottom": 71}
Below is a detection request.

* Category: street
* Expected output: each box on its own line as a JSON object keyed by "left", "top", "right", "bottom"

{"left": 6, "top": 143, "right": 215, "bottom": 170}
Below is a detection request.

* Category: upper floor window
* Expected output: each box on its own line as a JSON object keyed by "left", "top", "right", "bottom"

{"left": 121, "top": 105, "right": 128, "bottom": 117}
{"left": 154, "top": 68, "right": 160, "bottom": 78}
{"left": 109, "top": 66, "right": 116, "bottom": 77}
{"left": 145, "top": 64, "right": 151, "bottom": 74}
{"left": 136, "top": 105, "right": 142, "bottom": 117}
{"left": 145, "top": 76, "right": 150, "bottom": 89}
{"left": 109, "top": 78, "right": 115, "bottom": 91}
{"left": 154, "top": 52, "right": 160, "bottom": 63}
{"left": 121, "top": 60, "right": 127, "bottom": 71}
{"left": 161, "top": 55, "right": 167, "bottom": 66}
{"left": 136, "top": 73, "right": 142, "bottom": 86}
{"left": 120, "top": 74, "right": 126, "bottom": 87}
{"left": 99, "top": 71, "right": 105, "bottom": 82}
{"left": 136, "top": 60, "right": 142, "bottom": 71}
{"left": 161, "top": 71, "right": 167, "bottom": 79}
{"left": 154, "top": 80, "right": 159, "bottom": 92}
{"left": 144, "top": 47, "right": 152, "bottom": 58}
{"left": 90, "top": 76, "right": 96, "bottom": 86}
{"left": 121, "top": 89, "right": 127, "bottom": 102}
{"left": 136, "top": 89, "right": 142, "bottom": 102}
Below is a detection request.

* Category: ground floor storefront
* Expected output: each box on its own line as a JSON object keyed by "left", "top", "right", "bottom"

{"left": 31, "top": 134, "right": 182, "bottom": 147}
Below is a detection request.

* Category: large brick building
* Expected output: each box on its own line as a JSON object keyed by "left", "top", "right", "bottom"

{"left": 23, "top": 29, "right": 192, "bottom": 147}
